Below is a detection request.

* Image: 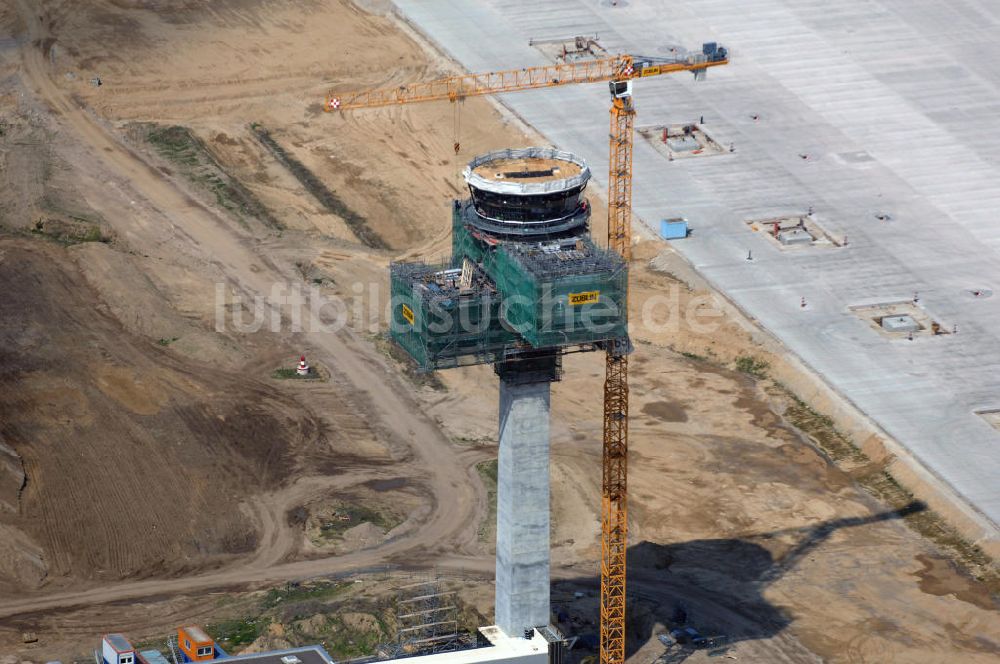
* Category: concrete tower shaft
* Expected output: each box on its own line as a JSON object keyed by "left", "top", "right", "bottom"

{"left": 495, "top": 373, "right": 552, "bottom": 637}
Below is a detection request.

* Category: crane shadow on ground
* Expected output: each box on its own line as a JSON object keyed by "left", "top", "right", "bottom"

{"left": 554, "top": 500, "right": 926, "bottom": 662}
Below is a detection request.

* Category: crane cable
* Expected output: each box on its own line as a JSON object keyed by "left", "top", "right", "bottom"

{"left": 452, "top": 98, "right": 463, "bottom": 154}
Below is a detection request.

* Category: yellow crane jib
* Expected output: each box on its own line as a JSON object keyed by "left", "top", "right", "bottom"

{"left": 324, "top": 43, "right": 728, "bottom": 112}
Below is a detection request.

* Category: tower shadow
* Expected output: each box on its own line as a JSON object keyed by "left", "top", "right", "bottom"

{"left": 554, "top": 501, "right": 926, "bottom": 661}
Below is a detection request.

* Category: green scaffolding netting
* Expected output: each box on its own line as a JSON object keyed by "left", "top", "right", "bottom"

{"left": 389, "top": 208, "right": 628, "bottom": 371}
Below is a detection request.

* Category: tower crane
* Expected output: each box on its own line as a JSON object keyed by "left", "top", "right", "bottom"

{"left": 325, "top": 43, "right": 728, "bottom": 664}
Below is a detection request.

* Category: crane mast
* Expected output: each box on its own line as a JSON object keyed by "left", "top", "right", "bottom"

{"left": 601, "top": 92, "right": 634, "bottom": 664}
{"left": 325, "top": 44, "right": 726, "bottom": 664}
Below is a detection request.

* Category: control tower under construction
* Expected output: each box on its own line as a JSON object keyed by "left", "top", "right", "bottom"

{"left": 389, "top": 147, "right": 629, "bottom": 641}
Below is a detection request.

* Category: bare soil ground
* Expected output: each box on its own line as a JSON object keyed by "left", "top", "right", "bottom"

{"left": 0, "top": 1, "right": 996, "bottom": 663}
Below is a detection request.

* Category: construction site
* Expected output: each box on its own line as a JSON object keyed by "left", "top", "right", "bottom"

{"left": 0, "top": 1, "right": 998, "bottom": 664}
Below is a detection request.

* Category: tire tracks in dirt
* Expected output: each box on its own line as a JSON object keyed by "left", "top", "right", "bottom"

{"left": 3, "top": 0, "right": 486, "bottom": 619}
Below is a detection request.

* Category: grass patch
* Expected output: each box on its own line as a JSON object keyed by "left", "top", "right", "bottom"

{"left": 82, "top": 225, "right": 105, "bottom": 242}
{"left": 295, "top": 260, "right": 334, "bottom": 286}
{"left": 477, "top": 458, "right": 498, "bottom": 484}
{"left": 321, "top": 615, "right": 388, "bottom": 659}
{"left": 30, "top": 218, "right": 109, "bottom": 245}
{"left": 147, "top": 125, "right": 200, "bottom": 166}
{"left": 250, "top": 123, "right": 386, "bottom": 249}
{"left": 780, "top": 389, "right": 867, "bottom": 465}
{"left": 734, "top": 354, "right": 769, "bottom": 378}
{"left": 272, "top": 367, "right": 319, "bottom": 380}
{"left": 157, "top": 337, "right": 179, "bottom": 346}
{"left": 204, "top": 616, "right": 264, "bottom": 649}
{"left": 476, "top": 458, "right": 498, "bottom": 542}
{"left": 145, "top": 124, "right": 282, "bottom": 230}
{"left": 680, "top": 350, "right": 706, "bottom": 361}
{"left": 315, "top": 503, "right": 402, "bottom": 541}
{"left": 452, "top": 434, "right": 493, "bottom": 447}
{"left": 261, "top": 581, "right": 349, "bottom": 610}
{"left": 369, "top": 333, "right": 446, "bottom": 391}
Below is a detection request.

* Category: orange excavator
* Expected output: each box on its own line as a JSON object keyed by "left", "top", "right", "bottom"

{"left": 325, "top": 42, "right": 728, "bottom": 664}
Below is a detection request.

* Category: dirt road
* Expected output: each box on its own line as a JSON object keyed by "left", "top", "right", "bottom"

{"left": 3, "top": 0, "right": 483, "bottom": 617}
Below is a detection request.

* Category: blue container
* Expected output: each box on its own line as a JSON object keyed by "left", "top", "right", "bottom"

{"left": 659, "top": 218, "right": 688, "bottom": 240}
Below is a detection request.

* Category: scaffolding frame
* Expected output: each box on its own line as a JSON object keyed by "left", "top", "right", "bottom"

{"left": 376, "top": 581, "right": 475, "bottom": 659}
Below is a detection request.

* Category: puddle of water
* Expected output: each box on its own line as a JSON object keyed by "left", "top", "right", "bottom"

{"left": 641, "top": 400, "right": 688, "bottom": 423}
{"left": 364, "top": 477, "right": 408, "bottom": 492}
{"left": 912, "top": 554, "right": 997, "bottom": 610}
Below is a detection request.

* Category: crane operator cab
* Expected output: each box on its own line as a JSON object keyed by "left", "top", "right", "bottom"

{"left": 609, "top": 79, "right": 633, "bottom": 99}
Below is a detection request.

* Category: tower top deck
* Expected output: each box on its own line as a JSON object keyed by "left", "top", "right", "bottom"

{"left": 463, "top": 147, "right": 590, "bottom": 196}
{"left": 470, "top": 154, "right": 583, "bottom": 185}
{"left": 462, "top": 148, "right": 592, "bottom": 236}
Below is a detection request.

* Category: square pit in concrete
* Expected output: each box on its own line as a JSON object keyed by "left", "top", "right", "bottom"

{"left": 881, "top": 315, "right": 920, "bottom": 333}
{"left": 746, "top": 214, "right": 845, "bottom": 250}
{"left": 976, "top": 410, "right": 1000, "bottom": 432}
{"left": 778, "top": 228, "right": 814, "bottom": 246}
{"left": 639, "top": 123, "right": 727, "bottom": 159}
{"left": 975, "top": 408, "right": 1000, "bottom": 431}
{"left": 850, "top": 301, "right": 949, "bottom": 338}
{"left": 530, "top": 35, "right": 608, "bottom": 63}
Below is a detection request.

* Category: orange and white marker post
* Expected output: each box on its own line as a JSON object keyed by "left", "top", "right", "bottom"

{"left": 296, "top": 355, "right": 311, "bottom": 376}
